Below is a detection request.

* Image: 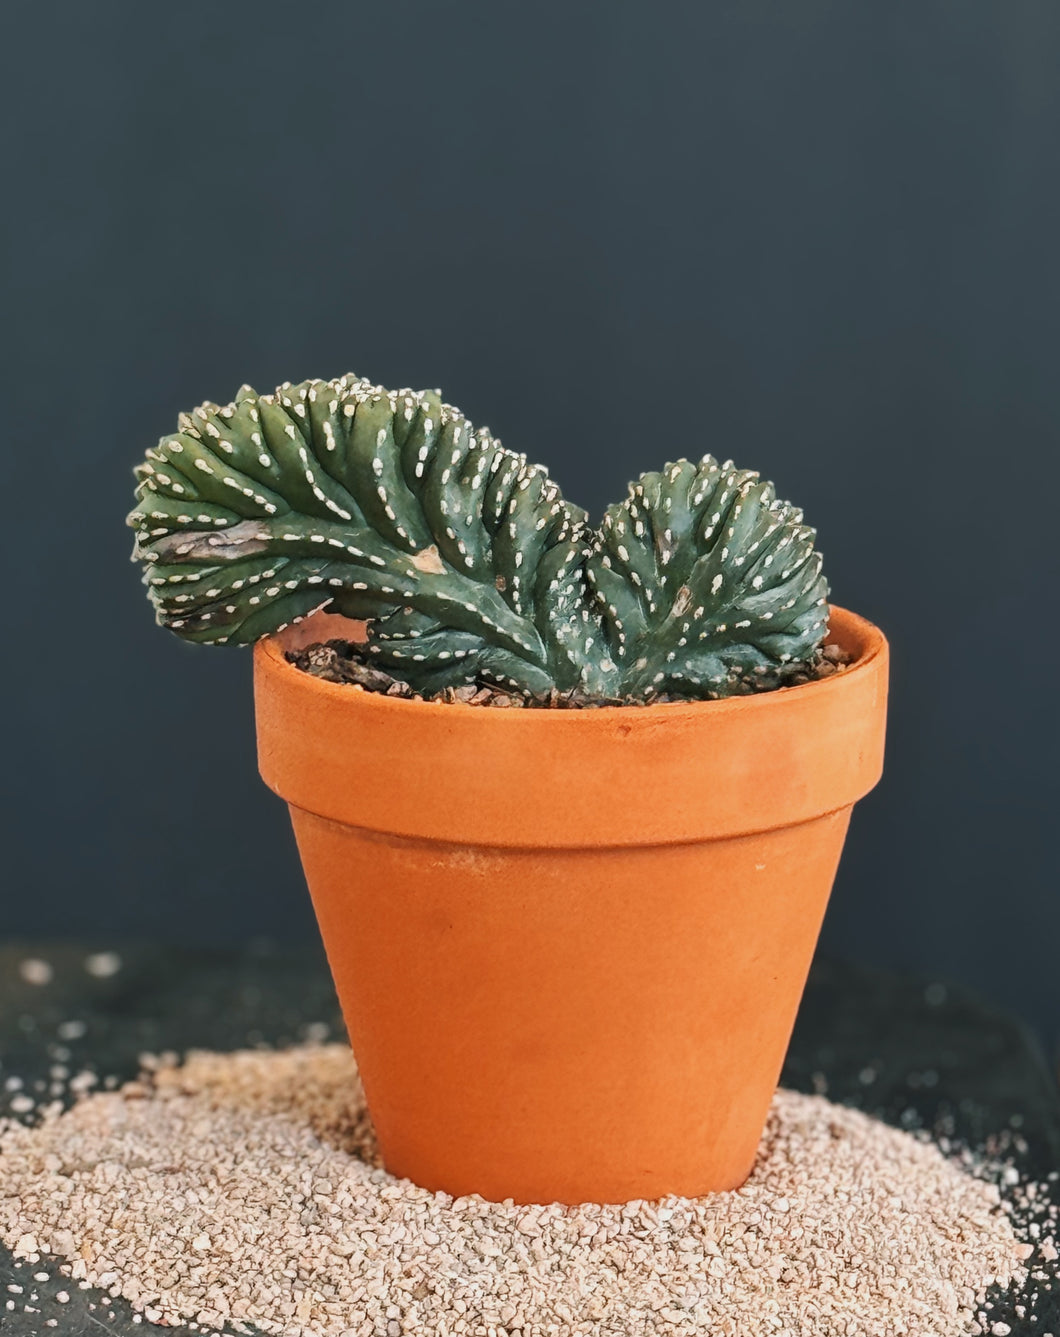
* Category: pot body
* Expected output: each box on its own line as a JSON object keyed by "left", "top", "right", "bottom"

{"left": 255, "top": 607, "right": 888, "bottom": 1204}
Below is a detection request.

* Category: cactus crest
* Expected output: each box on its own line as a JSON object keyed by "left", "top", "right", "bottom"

{"left": 128, "top": 375, "right": 829, "bottom": 700}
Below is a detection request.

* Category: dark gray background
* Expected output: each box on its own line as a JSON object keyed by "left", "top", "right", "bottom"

{"left": 2, "top": 2, "right": 1057, "bottom": 1051}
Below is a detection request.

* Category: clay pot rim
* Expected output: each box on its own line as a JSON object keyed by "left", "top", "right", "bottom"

{"left": 260, "top": 603, "right": 883, "bottom": 723}
{"left": 256, "top": 603, "right": 887, "bottom": 848}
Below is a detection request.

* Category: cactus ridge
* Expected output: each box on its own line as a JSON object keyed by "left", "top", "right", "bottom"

{"left": 129, "top": 375, "right": 829, "bottom": 700}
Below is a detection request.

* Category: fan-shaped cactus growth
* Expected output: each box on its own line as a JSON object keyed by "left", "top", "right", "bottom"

{"left": 129, "top": 375, "right": 829, "bottom": 700}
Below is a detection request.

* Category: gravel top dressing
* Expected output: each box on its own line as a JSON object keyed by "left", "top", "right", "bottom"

{"left": 0, "top": 1043, "right": 1055, "bottom": 1337}
{"left": 285, "top": 640, "right": 852, "bottom": 707}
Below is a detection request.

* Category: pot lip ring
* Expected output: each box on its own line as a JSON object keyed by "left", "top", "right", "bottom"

{"left": 255, "top": 603, "right": 884, "bottom": 723}
{"left": 255, "top": 603, "right": 888, "bottom": 844}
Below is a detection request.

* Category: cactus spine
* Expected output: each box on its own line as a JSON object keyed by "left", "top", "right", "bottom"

{"left": 129, "top": 375, "right": 829, "bottom": 700}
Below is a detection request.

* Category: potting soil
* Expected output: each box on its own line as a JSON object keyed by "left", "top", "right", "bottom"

{"left": 286, "top": 640, "right": 853, "bottom": 706}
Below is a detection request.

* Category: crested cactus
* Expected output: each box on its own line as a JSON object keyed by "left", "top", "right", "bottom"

{"left": 128, "top": 375, "right": 829, "bottom": 701}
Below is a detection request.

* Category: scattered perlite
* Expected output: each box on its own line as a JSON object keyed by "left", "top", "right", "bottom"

{"left": 0, "top": 1044, "right": 1050, "bottom": 1337}
{"left": 83, "top": 950, "right": 122, "bottom": 978}
{"left": 17, "top": 958, "right": 53, "bottom": 987}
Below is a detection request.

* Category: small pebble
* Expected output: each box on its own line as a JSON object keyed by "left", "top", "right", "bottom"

{"left": 84, "top": 952, "right": 122, "bottom": 978}
{"left": 18, "top": 959, "right": 53, "bottom": 987}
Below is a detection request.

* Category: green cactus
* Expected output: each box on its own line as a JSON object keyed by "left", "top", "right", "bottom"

{"left": 128, "top": 375, "right": 829, "bottom": 701}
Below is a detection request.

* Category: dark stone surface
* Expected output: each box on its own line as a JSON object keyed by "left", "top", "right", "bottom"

{"left": 1, "top": 943, "right": 1057, "bottom": 1336}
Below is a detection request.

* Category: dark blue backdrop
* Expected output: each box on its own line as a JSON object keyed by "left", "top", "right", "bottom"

{"left": 2, "top": 0, "right": 1057, "bottom": 1051}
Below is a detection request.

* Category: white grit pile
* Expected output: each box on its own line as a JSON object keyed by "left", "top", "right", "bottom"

{"left": 0, "top": 1044, "right": 1054, "bottom": 1337}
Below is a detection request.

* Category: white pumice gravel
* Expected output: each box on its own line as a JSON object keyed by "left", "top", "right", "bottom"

{"left": 83, "top": 950, "right": 123, "bottom": 978}
{"left": 17, "top": 958, "right": 54, "bottom": 987}
{"left": 0, "top": 1044, "right": 1049, "bottom": 1337}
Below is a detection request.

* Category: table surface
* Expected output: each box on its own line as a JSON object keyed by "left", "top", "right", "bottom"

{"left": 1, "top": 943, "right": 1057, "bottom": 1337}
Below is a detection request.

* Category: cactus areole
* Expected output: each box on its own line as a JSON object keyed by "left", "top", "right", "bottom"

{"left": 129, "top": 375, "right": 830, "bottom": 703}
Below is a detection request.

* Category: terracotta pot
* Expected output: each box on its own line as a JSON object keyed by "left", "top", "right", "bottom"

{"left": 254, "top": 605, "right": 888, "bottom": 1205}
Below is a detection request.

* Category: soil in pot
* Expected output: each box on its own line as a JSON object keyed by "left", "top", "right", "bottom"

{"left": 285, "top": 639, "right": 853, "bottom": 706}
